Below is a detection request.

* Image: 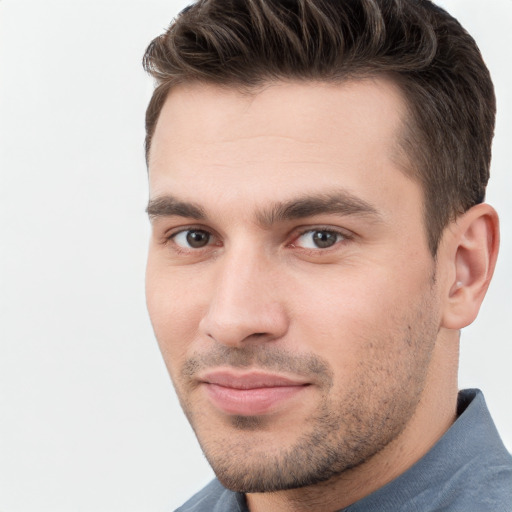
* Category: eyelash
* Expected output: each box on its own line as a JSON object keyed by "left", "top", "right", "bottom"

{"left": 290, "top": 227, "right": 349, "bottom": 251}
{"left": 166, "top": 226, "right": 220, "bottom": 254}
{"left": 165, "top": 225, "right": 351, "bottom": 255}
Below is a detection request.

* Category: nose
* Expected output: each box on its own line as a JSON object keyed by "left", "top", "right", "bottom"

{"left": 198, "top": 247, "right": 289, "bottom": 347}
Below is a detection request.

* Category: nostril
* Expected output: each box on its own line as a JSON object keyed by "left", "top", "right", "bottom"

{"left": 199, "top": 300, "right": 289, "bottom": 347}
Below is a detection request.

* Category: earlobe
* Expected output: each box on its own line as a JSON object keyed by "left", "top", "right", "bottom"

{"left": 441, "top": 203, "right": 499, "bottom": 330}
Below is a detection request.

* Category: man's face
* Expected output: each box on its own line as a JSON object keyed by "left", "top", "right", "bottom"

{"left": 146, "top": 79, "right": 442, "bottom": 492}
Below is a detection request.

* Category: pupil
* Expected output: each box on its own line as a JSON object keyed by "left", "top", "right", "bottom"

{"left": 186, "top": 230, "right": 209, "bottom": 248}
{"left": 313, "top": 231, "right": 336, "bottom": 248}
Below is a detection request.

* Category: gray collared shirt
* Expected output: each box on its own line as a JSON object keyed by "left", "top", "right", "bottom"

{"left": 175, "top": 389, "right": 512, "bottom": 511}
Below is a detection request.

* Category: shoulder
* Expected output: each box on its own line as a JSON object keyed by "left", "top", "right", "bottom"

{"left": 348, "top": 389, "right": 512, "bottom": 512}
{"left": 174, "top": 479, "right": 245, "bottom": 512}
{"left": 405, "top": 389, "right": 512, "bottom": 511}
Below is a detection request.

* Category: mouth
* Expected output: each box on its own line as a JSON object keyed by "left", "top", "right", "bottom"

{"left": 198, "top": 370, "right": 311, "bottom": 416}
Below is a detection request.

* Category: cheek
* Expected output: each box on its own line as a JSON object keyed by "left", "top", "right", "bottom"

{"left": 145, "top": 257, "right": 207, "bottom": 373}
{"left": 287, "top": 263, "right": 433, "bottom": 367}
{"left": 290, "top": 269, "right": 399, "bottom": 330}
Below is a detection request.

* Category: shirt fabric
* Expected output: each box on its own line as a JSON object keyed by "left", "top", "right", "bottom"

{"left": 175, "top": 389, "right": 512, "bottom": 511}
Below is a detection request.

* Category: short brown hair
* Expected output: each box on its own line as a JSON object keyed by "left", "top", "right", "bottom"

{"left": 143, "top": 0, "right": 495, "bottom": 254}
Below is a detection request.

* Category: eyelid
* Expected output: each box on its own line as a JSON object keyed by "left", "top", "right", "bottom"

{"left": 288, "top": 225, "right": 353, "bottom": 250}
{"left": 160, "top": 223, "right": 353, "bottom": 253}
{"left": 292, "top": 225, "right": 353, "bottom": 239}
{"left": 165, "top": 225, "right": 221, "bottom": 251}
{"left": 164, "top": 223, "right": 215, "bottom": 239}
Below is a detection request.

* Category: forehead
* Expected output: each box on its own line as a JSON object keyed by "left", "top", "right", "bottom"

{"left": 149, "top": 78, "right": 407, "bottom": 161}
{"left": 148, "top": 79, "right": 417, "bottom": 220}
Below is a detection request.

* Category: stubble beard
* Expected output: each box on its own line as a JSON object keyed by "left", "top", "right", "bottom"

{"left": 174, "top": 295, "right": 439, "bottom": 493}
{"left": 197, "top": 377, "right": 427, "bottom": 493}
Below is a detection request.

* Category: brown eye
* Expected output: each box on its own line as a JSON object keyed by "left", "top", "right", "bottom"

{"left": 173, "top": 229, "right": 212, "bottom": 249}
{"left": 312, "top": 231, "right": 338, "bottom": 248}
{"left": 186, "top": 230, "right": 210, "bottom": 248}
{"left": 296, "top": 229, "right": 343, "bottom": 249}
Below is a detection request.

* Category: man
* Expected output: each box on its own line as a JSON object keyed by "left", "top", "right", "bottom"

{"left": 143, "top": 0, "right": 512, "bottom": 510}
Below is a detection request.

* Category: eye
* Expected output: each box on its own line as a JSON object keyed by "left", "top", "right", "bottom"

{"left": 294, "top": 229, "right": 345, "bottom": 249}
{"left": 172, "top": 229, "right": 213, "bottom": 249}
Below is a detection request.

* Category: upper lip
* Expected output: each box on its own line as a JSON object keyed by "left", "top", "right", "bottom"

{"left": 199, "top": 370, "right": 310, "bottom": 389}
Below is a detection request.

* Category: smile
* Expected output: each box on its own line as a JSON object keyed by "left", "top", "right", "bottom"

{"left": 199, "top": 371, "right": 311, "bottom": 416}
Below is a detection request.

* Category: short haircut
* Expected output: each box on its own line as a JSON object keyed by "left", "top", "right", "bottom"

{"left": 143, "top": 0, "right": 496, "bottom": 254}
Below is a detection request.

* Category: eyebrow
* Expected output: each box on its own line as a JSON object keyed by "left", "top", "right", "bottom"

{"left": 146, "top": 190, "right": 381, "bottom": 225}
{"left": 256, "top": 191, "right": 381, "bottom": 227}
{"left": 146, "top": 196, "right": 206, "bottom": 220}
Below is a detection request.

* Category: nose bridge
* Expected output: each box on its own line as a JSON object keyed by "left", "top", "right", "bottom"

{"left": 199, "top": 241, "right": 287, "bottom": 346}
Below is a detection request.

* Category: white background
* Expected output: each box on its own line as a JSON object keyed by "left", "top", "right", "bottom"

{"left": 0, "top": 1, "right": 510, "bottom": 510}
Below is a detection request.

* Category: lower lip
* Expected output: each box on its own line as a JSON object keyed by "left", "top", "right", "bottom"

{"left": 203, "top": 383, "right": 307, "bottom": 416}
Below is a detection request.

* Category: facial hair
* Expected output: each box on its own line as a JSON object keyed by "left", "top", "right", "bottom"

{"left": 173, "top": 296, "right": 438, "bottom": 493}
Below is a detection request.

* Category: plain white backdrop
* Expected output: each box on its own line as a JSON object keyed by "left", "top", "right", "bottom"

{"left": 0, "top": 1, "right": 510, "bottom": 510}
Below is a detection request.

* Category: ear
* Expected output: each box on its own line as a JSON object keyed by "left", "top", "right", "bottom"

{"left": 440, "top": 203, "right": 499, "bottom": 330}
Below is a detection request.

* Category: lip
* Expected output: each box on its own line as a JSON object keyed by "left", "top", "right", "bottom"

{"left": 199, "top": 370, "right": 310, "bottom": 416}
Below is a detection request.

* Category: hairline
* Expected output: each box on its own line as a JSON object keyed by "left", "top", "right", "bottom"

{"left": 146, "top": 73, "right": 438, "bottom": 257}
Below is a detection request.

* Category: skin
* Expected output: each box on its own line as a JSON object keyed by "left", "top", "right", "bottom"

{"left": 145, "top": 79, "right": 499, "bottom": 511}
